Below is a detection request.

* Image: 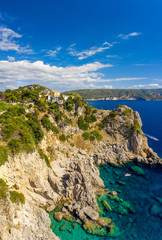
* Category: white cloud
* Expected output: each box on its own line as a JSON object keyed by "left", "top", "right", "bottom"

{"left": 46, "top": 47, "right": 62, "bottom": 57}
{"left": 6, "top": 85, "right": 17, "bottom": 90}
{"left": 106, "top": 55, "right": 118, "bottom": 58}
{"left": 68, "top": 42, "right": 115, "bottom": 60}
{"left": 7, "top": 56, "right": 15, "bottom": 61}
{"left": 118, "top": 32, "right": 142, "bottom": 40}
{"left": 0, "top": 27, "right": 32, "bottom": 53}
{"left": 0, "top": 60, "right": 113, "bottom": 91}
{"left": 96, "top": 77, "right": 147, "bottom": 83}
{"left": 130, "top": 83, "right": 161, "bottom": 88}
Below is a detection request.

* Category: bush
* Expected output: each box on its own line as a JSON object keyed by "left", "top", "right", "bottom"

{"left": 38, "top": 148, "right": 51, "bottom": 168}
{"left": 8, "top": 139, "right": 21, "bottom": 154}
{"left": 77, "top": 116, "right": 89, "bottom": 130}
{"left": 0, "top": 178, "right": 8, "bottom": 199}
{"left": 67, "top": 119, "right": 73, "bottom": 125}
{"left": 9, "top": 191, "right": 25, "bottom": 204}
{"left": 0, "top": 145, "right": 8, "bottom": 166}
{"left": 59, "top": 134, "right": 66, "bottom": 142}
{"left": 41, "top": 115, "right": 59, "bottom": 134}
{"left": 109, "top": 111, "right": 117, "bottom": 119}
{"left": 123, "top": 109, "right": 132, "bottom": 117}
{"left": 90, "top": 135, "right": 95, "bottom": 141}
{"left": 131, "top": 120, "right": 142, "bottom": 134}
{"left": 82, "top": 132, "right": 91, "bottom": 140}
{"left": 98, "top": 122, "right": 105, "bottom": 130}
{"left": 36, "top": 99, "right": 47, "bottom": 112}
{"left": 91, "top": 130, "right": 103, "bottom": 141}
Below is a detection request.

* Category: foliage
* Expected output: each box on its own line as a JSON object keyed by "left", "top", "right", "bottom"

{"left": 109, "top": 111, "right": 117, "bottom": 119}
{"left": 82, "top": 130, "right": 103, "bottom": 141}
{"left": 98, "top": 122, "right": 105, "bottom": 130}
{"left": 9, "top": 191, "right": 25, "bottom": 204}
{"left": 131, "top": 119, "right": 142, "bottom": 134}
{"left": 91, "top": 130, "right": 103, "bottom": 141}
{"left": 36, "top": 99, "right": 47, "bottom": 112}
{"left": 59, "top": 134, "right": 66, "bottom": 142}
{"left": 0, "top": 178, "right": 8, "bottom": 199}
{"left": 41, "top": 115, "right": 59, "bottom": 134}
{"left": 0, "top": 145, "right": 8, "bottom": 166}
{"left": 82, "top": 132, "right": 91, "bottom": 140}
{"left": 123, "top": 108, "right": 132, "bottom": 117}
{"left": 90, "top": 135, "right": 95, "bottom": 141}
{"left": 8, "top": 139, "right": 21, "bottom": 154}
{"left": 63, "top": 96, "right": 74, "bottom": 112}
{"left": 77, "top": 116, "right": 89, "bottom": 130}
{"left": 0, "top": 102, "right": 12, "bottom": 112}
{"left": 26, "top": 113, "right": 44, "bottom": 143}
{"left": 38, "top": 148, "right": 51, "bottom": 168}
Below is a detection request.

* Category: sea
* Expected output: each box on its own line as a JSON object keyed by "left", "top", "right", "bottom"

{"left": 49, "top": 100, "right": 162, "bottom": 240}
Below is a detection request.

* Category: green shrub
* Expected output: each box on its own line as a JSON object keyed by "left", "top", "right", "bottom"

{"left": 123, "top": 109, "right": 132, "bottom": 117}
{"left": 131, "top": 120, "right": 142, "bottom": 134}
{"left": 9, "top": 191, "right": 25, "bottom": 204}
{"left": 109, "top": 111, "right": 117, "bottom": 119}
{"left": 82, "top": 132, "right": 91, "bottom": 140}
{"left": 92, "top": 109, "right": 97, "bottom": 114}
{"left": 0, "top": 145, "right": 8, "bottom": 166}
{"left": 98, "top": 122, "right": 105, "bottom": 130}
{"left": 0, "top": 178, "right": 8, "bottom": 199}
{"left": 77, "top": 116, "right": 89, "bottom": 130}
{"left": 90, "top": 135, "right": 95, "bottom": 141}
{"left": 38, "top": 148, "right": 51, "bottom": 168}
{"left": 8, "top": 139, "right": 21, "bottom": 154}
{"left": 41, "top": 115, "right": 59, "bottom": 134}
{"left": 67, "top": 119, "right": 73, "bottom": 125}
{"left": 59, "top": 134, "right": 66, "bottom": 142}
{"left": 26, "top": 118, "right": 44, "bottom": 143}
{"left": 91, "top": 130, "right": 103, "bottom": 141}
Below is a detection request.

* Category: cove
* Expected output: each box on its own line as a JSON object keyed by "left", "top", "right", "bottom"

{"left": 49, "top": 162, "right": 162, "bottom": 240}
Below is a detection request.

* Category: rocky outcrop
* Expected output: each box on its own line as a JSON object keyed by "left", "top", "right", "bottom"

{"left": 0, "top": 105, "right": 161, "bottom": 240}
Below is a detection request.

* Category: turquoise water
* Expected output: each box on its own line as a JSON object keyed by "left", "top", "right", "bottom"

{"left": 49, "top": 101, "right": 162, "bottom": 240}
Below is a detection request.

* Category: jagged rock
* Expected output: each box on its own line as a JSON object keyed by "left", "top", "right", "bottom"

{"left": 75, "top": 209, "right": 88, "bottom": 223}
{"left": 46, "top": 204, "right": 56, "bottom": 212}
{"left": 82, "top": 206, "right": 99, "bottom": 220}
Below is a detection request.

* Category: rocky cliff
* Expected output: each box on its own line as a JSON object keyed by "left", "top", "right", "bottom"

{"left": 0, "top": 90, "right": 161, "bottom": 240}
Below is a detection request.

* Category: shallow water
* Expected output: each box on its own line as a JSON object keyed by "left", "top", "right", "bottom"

{"left": 49, "top": 163, "right": 162, "bottom": 240}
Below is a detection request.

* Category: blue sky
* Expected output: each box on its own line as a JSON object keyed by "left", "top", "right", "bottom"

{"left": 0, "top": 0, "right": 162, "bottom": 91}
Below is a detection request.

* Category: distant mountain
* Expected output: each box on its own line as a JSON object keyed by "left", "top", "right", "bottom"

{"left": 63, "top": 89, "right": 162, "bottom": 101}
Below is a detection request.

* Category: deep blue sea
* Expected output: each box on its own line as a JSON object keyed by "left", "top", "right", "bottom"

{"left": 49, "top": 100, "right": 162, "bottom": 240}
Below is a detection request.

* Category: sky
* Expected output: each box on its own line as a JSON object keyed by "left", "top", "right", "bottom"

{"left": 0, "top": 0, "right": 162, "bottom": 92}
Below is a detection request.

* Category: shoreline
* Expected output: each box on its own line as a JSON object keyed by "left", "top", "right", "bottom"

{"left": 86, "top": 99, "right": 162, "bottom": 101}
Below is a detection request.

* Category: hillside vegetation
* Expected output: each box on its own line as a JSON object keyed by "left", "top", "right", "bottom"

{"left": 63, "top": 89, "right": 162, "bottom": 100}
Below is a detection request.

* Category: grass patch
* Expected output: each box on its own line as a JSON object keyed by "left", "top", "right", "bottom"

{"left": 59, "top": 134, "right": 66, "bottom": 142}
{"left": 38, "top": 148, "right": 51, "bottom": 168}
{"left": 0, "top": 145, "right": 8, "bottom": 166}
{"left": 0, "top": 178, "right": 8, "bottom": 199}
{"left": 9, "top": 191, "right": 25, "bottom": 204}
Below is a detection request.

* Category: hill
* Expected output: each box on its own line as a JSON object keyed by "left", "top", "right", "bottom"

{"left": 63, "top": 89, "right": 162, "bottom": 100}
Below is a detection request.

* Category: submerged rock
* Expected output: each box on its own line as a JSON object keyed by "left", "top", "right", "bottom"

{"left": 131, "top": 166, "right": 144, "bottom": 175}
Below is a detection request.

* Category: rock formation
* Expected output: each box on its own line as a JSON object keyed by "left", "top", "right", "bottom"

{"left": 0, "top": 86, "right": 161, "bottom": 239}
